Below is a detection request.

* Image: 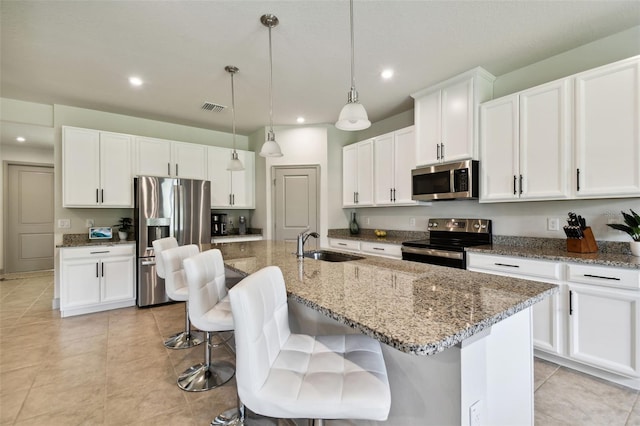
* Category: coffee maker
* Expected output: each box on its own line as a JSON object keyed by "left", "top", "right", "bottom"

{"left": 211, "top": 213, "right": 228, "bottom": 236}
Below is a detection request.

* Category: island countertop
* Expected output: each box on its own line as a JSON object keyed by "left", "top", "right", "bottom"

{"left": 214, "top": 240, "right": 557, "bottom": 356}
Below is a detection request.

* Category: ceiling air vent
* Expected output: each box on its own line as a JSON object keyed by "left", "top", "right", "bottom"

{"left": 201, "top": 102, "right": 227, "bottom": 112}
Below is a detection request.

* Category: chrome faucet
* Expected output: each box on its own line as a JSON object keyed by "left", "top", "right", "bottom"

{"left": 296, "top": 230, "right": 319, "bottom": 259}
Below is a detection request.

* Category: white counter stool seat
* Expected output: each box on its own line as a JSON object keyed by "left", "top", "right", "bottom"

{"left": 228, "top": 266, "right": 391, "bottom": 425}
{"left": 153, "top": 237, "right": 203, "bottom": 349}
{"left": 181, "top": 248, "right": 235, "bottom": 392}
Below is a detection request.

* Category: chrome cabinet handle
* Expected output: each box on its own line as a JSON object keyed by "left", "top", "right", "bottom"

{"left": 90, "top": 250, "right": 109, "bottom": 254}
{"left": 436, "top": 144, "right": 440, "bottom": 160}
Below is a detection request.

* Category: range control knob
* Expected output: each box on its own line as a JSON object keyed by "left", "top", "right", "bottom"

{"left": 474, "top": 223, "right": 480, "bottom": 229}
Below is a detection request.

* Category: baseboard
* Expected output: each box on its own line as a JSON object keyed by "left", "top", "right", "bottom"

{"left": 51, "top": 297, "right": 60, "bottom": 310}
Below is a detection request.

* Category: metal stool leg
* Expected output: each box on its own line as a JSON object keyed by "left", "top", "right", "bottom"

{"left": 164, "top": 302, "right": 205, "bottom": 349}
{"left": 178, "top": 331, "right": 235, "bottom": 392}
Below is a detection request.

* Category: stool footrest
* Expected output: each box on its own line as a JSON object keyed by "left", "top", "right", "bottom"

{"left": 178, "top": 360, "right": 235, "bottom": 392}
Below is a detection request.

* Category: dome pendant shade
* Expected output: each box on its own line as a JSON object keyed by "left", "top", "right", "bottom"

{"left": 259, "top": 130, "right": 283, "bottom": 157}
{"left": 225, "top": 65, "right": 245, "bottom": 171}
{"left": 336, "top": 88, "right": 370, "bottom": 131}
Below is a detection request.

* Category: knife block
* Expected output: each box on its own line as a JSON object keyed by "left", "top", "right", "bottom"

{"left": 566, "top": 227, "right": 598, "bottom": 253}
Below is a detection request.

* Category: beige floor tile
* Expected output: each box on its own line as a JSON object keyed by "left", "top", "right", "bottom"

{"left": 0, "top": 344, "right": 51, "bottom": 373}
{"left": 128, "top": 405, "right": 196, "bottom": 426}
{"left": 0, "top": 365, "right": 38, "bottom": 395}
{"left": 187, "top": 386, "right": 239, "bottom": 426}
{"left": 534, "top": 411, "right": 568, "bottom": 426}
{"left": 0, "top": 387, "right": 29, "bottom": 425}
{"left": 16, "top": 382, "right": 105, "bottom": 423}
{"left": 32, "top": 350, "right": 107, "bottom": 388}
{"left": 48, "top": 333, "right": 108, "bottom": 358}
{"left": 106, "top": 355, "right": 175, "bottom": 397}
{"left": 535, "top": 367, "right": 638, "bottom": 425}
{"left": 14, "top": 409, "right": 105, "bottom": 426}
{"left": 627, "top": 395, "right": 640, "bottom": 426}
{"left": 106, "top": 333, "right": 167, "bottom": 365}
{"left": 534, "top": 358, "right": 560, "bottom": 391}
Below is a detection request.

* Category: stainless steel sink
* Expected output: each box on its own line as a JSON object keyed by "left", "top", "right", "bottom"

{"left": 303, "top": 250, "right": 364, "bottom": 262}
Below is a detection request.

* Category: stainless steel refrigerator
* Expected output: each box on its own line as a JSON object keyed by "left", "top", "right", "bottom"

{"left": 135, "top": 176, "right": 211, "bottom": 307}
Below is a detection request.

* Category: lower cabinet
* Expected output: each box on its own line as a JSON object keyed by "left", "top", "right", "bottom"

{"left": 60, "top": 245, "right": 135, "bottom": 317}
{"left": 467, "top": 252, "right": 640, "bottom": 380}
{"left": 328, "top": 238, "right": 402, "bottom": 259}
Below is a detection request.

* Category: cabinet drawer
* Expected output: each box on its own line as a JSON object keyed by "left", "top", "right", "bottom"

{"left": 467, "top": 253, "right": 562, "bottom": 281}
{"left": 361, "top": 242, "right": 402, "bottom": 258}
{"left": 329, "top": 239, "right": 361, "bottom": 251}
{"left": 567, "top": 264, "right": 640, "bottom": 290}
{"left": 61, "top": 244, "right": 135, "bottom": 260}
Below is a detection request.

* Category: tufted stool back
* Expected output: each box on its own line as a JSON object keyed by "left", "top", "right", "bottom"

{"left": 229, "top": 266, "right": 391, "bottom": 421}
{"left": 152, "top": 237, "right": 178, "bottom": 279}
{"left": 160, "top": 244, "right": 199, "bottom": 302}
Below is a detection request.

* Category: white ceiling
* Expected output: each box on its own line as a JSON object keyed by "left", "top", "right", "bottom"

{"left": 1, "top": 0, "right": 639, "bottom": 148}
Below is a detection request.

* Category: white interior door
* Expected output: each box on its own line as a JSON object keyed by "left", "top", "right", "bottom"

{"left": 273, "top": 166, "right": 319, "bottom": 242}
{"left": 6, "top": 164, "right": 54, "bottom": 273}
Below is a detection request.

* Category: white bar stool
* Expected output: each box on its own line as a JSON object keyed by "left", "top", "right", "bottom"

{"left": 153, "top": 237, "right": 204, "bottom": 349}
{"left": 181, "top": 248, "right": 236, "bottom": 392}
{"left": 227, "top": 266, "right": 391, "bottom": 425}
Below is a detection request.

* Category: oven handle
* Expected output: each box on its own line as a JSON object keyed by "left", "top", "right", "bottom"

{"left": 401, "top": 246, "right": 464, "bottom": 260}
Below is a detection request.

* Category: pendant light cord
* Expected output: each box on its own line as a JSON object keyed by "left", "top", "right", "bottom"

{"left": 231, "top": 71, "right": 237, "bottom": 152}
{"left": 350, "top": 0, "right": 356, "bottom": 91}
{"left": 268, "top": 25, "right": 274, "bottom": 133}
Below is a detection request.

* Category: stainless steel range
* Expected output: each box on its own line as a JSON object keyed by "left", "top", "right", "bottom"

{"left": 401, "top": 218, "right": 492, "bottom": 269}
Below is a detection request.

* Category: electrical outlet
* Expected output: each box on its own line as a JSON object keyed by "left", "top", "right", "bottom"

{"left": 547, "top": 218, "right": 560, "bottom": 231}
{"left": 410, "top": 217, "right": 416, "bottom": 226}
{"left": 469, "top": 400, "right": 482, "bottom": 426}
{"left": 86, "top": 219, "right": 94, "bottom": 227}
{"left": 365, "top": 217, "right": 370, "bottom": 226}
{"left": 58, "top": 219, "right": 71, "bottom": 229}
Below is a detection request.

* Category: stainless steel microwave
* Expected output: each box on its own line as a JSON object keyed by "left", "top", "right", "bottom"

{"left": 411, "top": 160, "right": 479, "bottom": 201}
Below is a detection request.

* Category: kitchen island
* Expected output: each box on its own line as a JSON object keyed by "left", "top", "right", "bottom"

{"left": 214, "top": 240, "right": 557, "bottom": 425}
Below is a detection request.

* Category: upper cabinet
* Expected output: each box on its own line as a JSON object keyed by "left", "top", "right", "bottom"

{"left": 343, "top": 140, "right": 374, "bottom": 207}
{"left": 208, "top": 146, "right": 255, "bottom": 209}
{"left": 574, "top": 57, "right": 640, "bottom": 198}
{"left": 480, "top": 79, "right": 571, "bottom": 202}
{"left": 412, "top": 67, "right": 495, "bottom": 166}
{"left": 62, "top": 126, "right": 134, "bottom": 208}
{"left": 373, "top": 126, "right": 417, "bottom": 206}
{"left": 480, "top": 55, "right": 640, "bottom": 203}
{"left": 135, "top": 137, "right": 207, "bottom": 180}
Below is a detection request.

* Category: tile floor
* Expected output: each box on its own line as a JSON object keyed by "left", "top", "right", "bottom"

{"left": 1, "top": 270, "right": 640, "bottom": 425}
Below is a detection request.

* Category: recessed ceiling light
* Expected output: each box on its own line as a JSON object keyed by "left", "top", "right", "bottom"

{"left": 16, "top": 136, "right": 26, "bottom": 142}
{"left": 381, "top": 69, "right": 394, "bottom": 80}
{"left": 129, "top": 76, "right": 143, "bottom": 87}
{"left": 296, "top": 117, "right": 305, "bottom": 124}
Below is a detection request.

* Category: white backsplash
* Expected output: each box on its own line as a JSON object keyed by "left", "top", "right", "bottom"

{"left": 343, "top": 198, "right": 639, "bottom": 242}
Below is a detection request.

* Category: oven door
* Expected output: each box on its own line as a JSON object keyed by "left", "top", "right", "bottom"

{"left": 401, "top": 246, "right": 466, "bottom": 269}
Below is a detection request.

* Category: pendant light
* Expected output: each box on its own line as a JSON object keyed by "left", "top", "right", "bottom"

{"left": 259, "top": 14, "right": 283, "bottom": 157}
{"left": 336, "top": 0, "right": 370, "bottom": 131}
{"left": 225, "top": 65, "right": 244, "bottom": 171}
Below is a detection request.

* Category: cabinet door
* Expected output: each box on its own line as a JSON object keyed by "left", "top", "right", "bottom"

{"left": 356, "top": 140, "right": 374, "bottom": 206}
{"left": 532, "top": 290, "right": 563, "bottom": 354}
{"left": 230, "top": 150, "right": 255, "bottom": 208}
{"left": 62, "top": 127, "right": 101, "bottom": 207}
{"left": 574, "top": 58, "right": 640, "bottom": 198}
{"left": 100, "top": 132, "right": 134, "bottom": 207}
{"left": 393, "top": 126, "right": 417, "bottom": 204}
{"left": 342, "top": 145, "right": 358, "bottom": 207}
{"left": 101, "top": 256, "right": 135, "bottom": 303}
{"left": 173, "top": 141, "right": 208, "bottom": 180}
{"left": 519, "top": 79, "right": 571, "bottom": 200}
{"left": 414, "top": 90, "right": 441, "bottom": 166}
{"left": 441, "top": 78, "right": 474, "bottom": 162}
{"left": 61, "top": 259, "right": 101, "bottom": 308}
{"left": 569, "top": 284, "right": 640, "bottom": 377}
{"left": 374, "top": 133, "right": 395, "bottom": 205}
{"left": 136, "top": 137, "right": 173, "bottom": 177}
{"left": 479, "top": 96, "right": 519, "bottom": 202}
{"left": 208, "top": 146, "right": 232, "bottom": 207}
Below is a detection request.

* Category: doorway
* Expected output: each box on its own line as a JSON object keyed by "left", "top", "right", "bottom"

{"left": 273, "top": 166, "right": 319, "bottom": 241}
{"left": 6, "top": 164, "right": 54, "bottom": 273}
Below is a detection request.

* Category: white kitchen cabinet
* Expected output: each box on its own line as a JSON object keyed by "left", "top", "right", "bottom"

{"left": 328, "top": 238, "right": 401, "bottom": 260}
{"left": 412, "top": 67, "right": 495, "bottom": 166}
{"left": 60, "top": 244, "right": 135, "bottom": 317}
{"left": 480, "top": 79, "right": 571, "bottom": 202}
{"left": 566, "top": 264, "right": 640, "bottom": 378}
{"left": 574, "top": 56, "right": 640, "bottom": 198}
{"left": 62, "top": 126, "right": 134, "bottom": 207}
{"left": 208, "top": 146, "right": 255, "bottom": 209}
{"left": 374, "top": 126, "right": 417, "bottom": 206}
{"left": 342, "top": 140, "right": 374, "bottom": 207}
{"left": 466, "top": 253, "right": 564, "bottom": 355}
{"left": 135, "top": 136, "right": 208, "bottom": 180}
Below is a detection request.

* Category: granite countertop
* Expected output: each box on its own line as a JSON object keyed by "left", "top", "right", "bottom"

{"left": 57, "top": 234, "right": 135, "bottom": 248}
{"left": 327, "top": 228, "right": 428, "bottom": 245}
{"left": 467, "top": 245, "right": 640, "bottom": 269}
{"left": 214, "top": 240, "right": 557, "bottom": 356}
